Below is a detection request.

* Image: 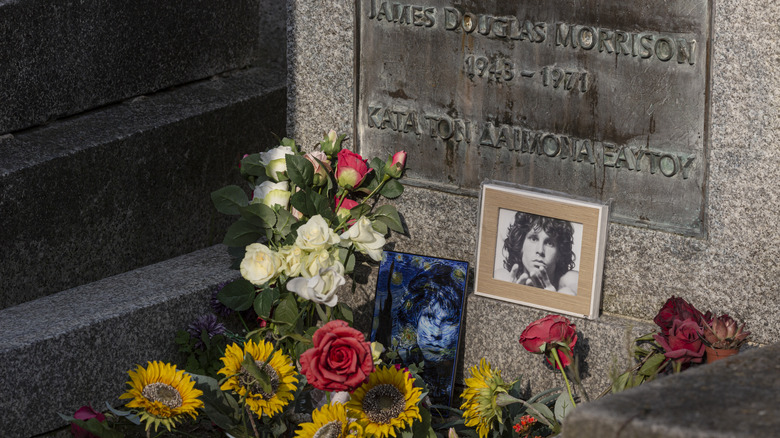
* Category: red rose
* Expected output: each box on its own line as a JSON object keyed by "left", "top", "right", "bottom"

{"left": 519, "top": 315, "right": 577, "bottom": 368}
{"left": 71, "top": 405, "right": 106, "bottom": 438}
{"left": 384, "top": 150, "right": 407, "bottom": 178}
{"left": 653, "top": 296, "right": 705, "bottom": 336}
{"left": 335, "top": 149, "right": 370, "bottom": 189}
{"left": 300, "top": 320, "right": 374, "bottom": 392}
{"left": 653, "top": 318, "right": 705, "bottom": 364}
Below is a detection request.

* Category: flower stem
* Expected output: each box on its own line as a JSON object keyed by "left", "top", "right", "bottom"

{"left": 359, "top": 174, "right": 391, "bottom": 207}
{"left": 246, "top": 405, "right": 260, "bottom": 438}
{"left": 552, "top": 348, "right": 577, "bottom": 408}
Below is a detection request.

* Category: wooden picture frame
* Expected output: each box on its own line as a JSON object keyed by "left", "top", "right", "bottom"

{"left": 475, "top": 183, "right": 609, "bottom": 319}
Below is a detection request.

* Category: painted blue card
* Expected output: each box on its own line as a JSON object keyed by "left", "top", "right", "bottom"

{"left": 371, "top": 251, "right": 469, "bottom": 407}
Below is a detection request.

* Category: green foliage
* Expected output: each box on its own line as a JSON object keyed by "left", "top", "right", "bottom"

{"left": 218, "top": 278, "right": 256, "bottom": 312}
{"left": 175, "top": 329, "right": 228, "bottom": 379}
{"left": 211, "top": 185, "right": 249, "bottom": 215}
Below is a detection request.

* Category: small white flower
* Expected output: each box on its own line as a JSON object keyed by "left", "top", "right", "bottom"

{"left": 286, "top": 266, "right": 346, "bottom": 307}
{"left": 340, "top": 216, "right": 385, "bottom": 261}
{"left": 278, "top": 244, "right": 305, "bottom": 277}
{"left": 259, "top": 146, "right": 294, "bottom": 181}
{"left": 295, "top": 215, "right": 340, "bottom": 251}
{"left": 252, "top": 180, "right": 290, "bottom": 209}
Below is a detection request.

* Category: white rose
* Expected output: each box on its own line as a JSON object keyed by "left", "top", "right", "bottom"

{"left": 259, "top": 146, "right": 294, "bottom": 181}
{"left": 252, "top": 180, "right": 290, "bottom": 209}
{"left": 286, "top": 266, "right": 346, "bottom": 307}
{"left": 278, "top": 244, "right": 305, "bottom": 277}
{"left": 339, "top": 216, "right": 386, "bottom": 261}
{"left": 240, "top": 243, "right": 283, "bottom": 286}
{"left": 295, "top": 215, "right": 340, "bottom": 251}
{"left": 302, "top": 249, "right": 344, "bottom": 278}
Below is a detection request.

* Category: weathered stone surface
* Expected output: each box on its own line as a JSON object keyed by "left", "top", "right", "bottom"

{"left": 287, "top": 0, "right": 780, "bottom": 348}
{"left": 561, "top": 343, "right": 780, "bottom": 437}
{"left": 0, "top": 66, "right": 286, "bottom": 309}
{"left": 287, "top": 0, "right": 356, "bottom": 146}
{"left": 0, "top": 246, "right": 238, "bottom": 438}
{"left": 0, "top": 0, "right": 266, "bottom": 134}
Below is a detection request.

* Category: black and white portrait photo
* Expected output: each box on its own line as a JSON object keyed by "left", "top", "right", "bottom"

{"left": 493, "top": 209, "right": 583, "bottom": 296}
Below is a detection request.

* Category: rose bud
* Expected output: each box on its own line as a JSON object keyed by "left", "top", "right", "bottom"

{"left": 320, "top": 129, "right": 345, "bottom": 157}
{"left": 384, "top": 150, "right": 407, "bottom": 179}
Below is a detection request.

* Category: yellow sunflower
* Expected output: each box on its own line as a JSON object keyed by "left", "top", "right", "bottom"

{"left": 218, "top": 339, "right": 299, "bottom": 418}
{"left": 460, "top": 358, "right": 511, "bottom": 438}
{"left": 119, "top": 361, "right": 203, "bottom": 432}
{"left": 294, "top": 402, "right": 363, "bottom": 438}
{"left": 347, "top": 365, "right": 422, "bottom": 438}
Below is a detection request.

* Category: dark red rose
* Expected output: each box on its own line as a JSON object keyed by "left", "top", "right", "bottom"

{"left": 654, "top": 318, "right": 705, "bottom": 364}
{"left": 519, "top": 315, "right": 577, "bottom": 368}
{"left": 654, "top": 296, "right": 705, "bottom": 336}
{"left": 70, "top": 405, "right": 106, "bottom": 438}
{"left": 300, "top": 320, "right": 374, "bottom": 392}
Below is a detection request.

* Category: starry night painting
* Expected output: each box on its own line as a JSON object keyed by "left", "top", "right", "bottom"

{"left": 370, "top": 251, "right": 469, "bottom": 407}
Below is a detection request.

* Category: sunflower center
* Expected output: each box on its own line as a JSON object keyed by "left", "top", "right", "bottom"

{"left": 313, "top": 420, "right": 343, "bottom": 438}
{"left": 362, "top": 383, "right": 405, "bottom": 424}
{"left": 141, "top": 382, "right": 183, "bottom": 409}
{"left": 239, "top": 361, "right": 280, "bottom": 399}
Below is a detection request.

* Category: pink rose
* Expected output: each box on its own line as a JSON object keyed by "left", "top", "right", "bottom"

{"left": 654, "top": 318, "right": 705, "bottom": 364}
{"left": 335, "top": 149, "right": 370, "bottom": 189}
{"left": 300, "top": 320, "right": 374, "bottom": 392}
{"left": 519, "top": 315, "right": 577, "bottom": 368}
{"left": 305, "top": 151, "right": 332, "bottom": 187}
{"left": 71, "top": 405, "right": 106, "bottom": 438}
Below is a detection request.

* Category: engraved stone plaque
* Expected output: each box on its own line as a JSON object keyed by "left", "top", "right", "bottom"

{"left": 357, "top": 0, "right": 711, "bottom": 236}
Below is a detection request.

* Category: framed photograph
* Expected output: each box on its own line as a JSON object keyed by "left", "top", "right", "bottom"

{"left": 370, "top": 251, "right": 469, "bottom": 407}
{"left": 475, "top": 183, "right": 609, "bottom": 319}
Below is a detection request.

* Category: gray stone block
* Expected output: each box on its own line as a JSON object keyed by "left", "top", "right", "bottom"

{"left": 0, "top": 66, "right": 286, "bottom": 309}
{"left": 0, "top": 245, "right": 238, "bottom": 438}
{"left": 561, "top": 343, "right": 780, "bottom": 438}
{"left": 0, "top": 0, "right": 276, "bottom": 134}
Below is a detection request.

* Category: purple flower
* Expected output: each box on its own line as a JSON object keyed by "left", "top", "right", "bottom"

{"left": 187, "top": 314, "right": 227, "bottom": 350}
{"left": 210, "top": 283, "right": 234, "bottom": 317}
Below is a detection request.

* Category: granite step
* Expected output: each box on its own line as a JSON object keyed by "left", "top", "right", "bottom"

{"left": 561, "top": 343, "right": 778, "bottom": 438}
{"left": 0, "top": 66, "right": 287, "bottom": 310}
{"left": 0, "top": 245, "right": 238, "bottom": 438}
{"left": 0, "top": 0, "right": 275, "bottom": 134}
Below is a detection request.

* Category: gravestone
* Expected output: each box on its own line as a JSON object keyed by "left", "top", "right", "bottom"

{"left": 288, "top": 0, "right": 779, "bottom": 396}
{"left": 358, "top": 0, "right": 710, "bottom": 236}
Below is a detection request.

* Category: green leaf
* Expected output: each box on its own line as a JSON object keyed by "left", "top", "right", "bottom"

{"left": 286, "top": 154, "right": 314, "bottom": 188}
{"left": 349, "top": 203, "right": 372, "bottom": 219}
{"left": 529, "top": 402, "right": 556, "bottom": 424}
{"left": 337, "top": 303, "right": 354, "bottom": 325}
{"left": 281, "top": 137, "right": 297, "bottom": 152}
{"left": 290, "top": 190, "right": 317, "bottom": 217}
{"left": 240, "top": 203, "right": 276, "bottom": 228}
{"left": 638, "top": 351, "right": 667, "bottom": 376}
{"left": 254, "top": 288, "right": 280, "bottom": 319}
{"left": 222, "top": 219, "right": 264, "bottom": 247}
{"left": 380, "top": 179, "right": 404, "bottom": 199}
{"left": 274, "top": 207, "right": 298, "bottom": 238}
{"left": 218, "top": 278, "right": 256, "bottom": 311}
{"left": 313, "top": 191, "right": 337, "bottom": 222}
{"left": 211, "top": 185, "right": 249, "bottom": 215}
{"left": 372, "top": 219, "right": 388, "bottom": 235}
{"left": 372, "top": 204, "right": 405, "bottom": 233}
{"left": 242, "top": 352, "right": 273, "bottom": 394}
{"left": 554, "top": 392, "right": 575, "bottom": 422}
{"left": 191, "top": 373, "right": 242, "bottom": 431}
{"left": 411, "top": 408, "right": 433, "bottom": 438}
{"left": 369, "top": 157, "right": 386, "bottom": 180}
{"left": 274, "top": 293, "right": 299, "bottom": 326}
{"left": 240, "top": 153, "right": 268, "bottom": 179}
{"left": 105, "top": 402, "right": 141, "bottom": 425}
